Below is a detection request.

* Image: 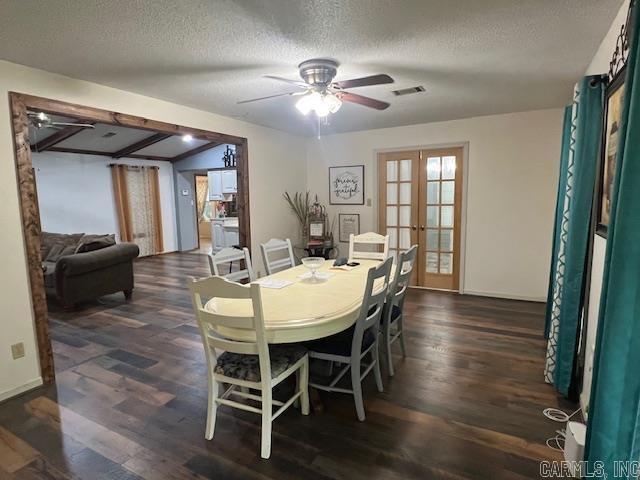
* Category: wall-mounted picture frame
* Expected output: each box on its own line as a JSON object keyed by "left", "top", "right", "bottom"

{"left": 309, "top": 221, "right": 324, "bottom": 239}
{"left": 329, "top": 165, "right": 364, "bottom": 205}
{"left": 596, "top": 69, "right": 626, "bottom": 238}
{"left": 339, "top": 213, "right": 360, "bottom": 243}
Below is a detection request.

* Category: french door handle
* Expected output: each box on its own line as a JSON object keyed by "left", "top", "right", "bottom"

{"left": 420, "top": 225, "right": 425, "bottom": 231}
{"left": 411, "top": 225, "right": 417, "bottom": 231}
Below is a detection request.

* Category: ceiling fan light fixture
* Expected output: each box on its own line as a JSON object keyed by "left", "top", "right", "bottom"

{"left": 324, "top": 93, "right": 342, "bottom": 114}
{"left": 295, "top": 91, "right": 341, "bottom": 117}
{"left": 295, "top": 92, "right": 316, "bottom": 115}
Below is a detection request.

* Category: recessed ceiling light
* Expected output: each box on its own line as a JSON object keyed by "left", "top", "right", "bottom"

{"left": 182, "top": 134, "right": 193, "bottom": 142}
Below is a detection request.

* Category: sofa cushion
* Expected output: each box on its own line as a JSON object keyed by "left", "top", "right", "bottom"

{"left": 214, "top": 344, "right": 307, "bottom": 382}
{"left": 42, "top": 261, "right": 57, "bottom": 289}
{"left": 75, "top": 234, "right": 116, "bottom": 253}
{"left": 41, "top": 232, "right": 84, "bottom": 260}
{"left": 44, "top": 243, "right": 77, "bottom": 262}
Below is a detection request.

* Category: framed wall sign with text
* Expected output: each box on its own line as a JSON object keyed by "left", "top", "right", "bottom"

{"left": 329, "top": 165, "right": 364, "bottom": 205}
{"left": 339, "top": 214, "right": 360, "bottom": 243}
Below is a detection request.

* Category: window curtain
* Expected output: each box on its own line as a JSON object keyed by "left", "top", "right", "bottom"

{"left": 586, "top": 1, "right": 640, "bottom": 475}
{"left": 111, "top": 164, "right": 163, "bottom": 256}
{"left": 544, "top": 76, "right": 604, "bottom": 396}
{"left": 544, "top": 106, "right": 572, "bottom": 339}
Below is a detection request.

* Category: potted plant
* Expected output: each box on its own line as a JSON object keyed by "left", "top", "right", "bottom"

{"left": 283, "top": 191, "right": 311, "bottom": 244}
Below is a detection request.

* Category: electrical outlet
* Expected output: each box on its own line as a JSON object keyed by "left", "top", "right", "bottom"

{"left": 11, "top": 342, "right": 25, "bottom": 359}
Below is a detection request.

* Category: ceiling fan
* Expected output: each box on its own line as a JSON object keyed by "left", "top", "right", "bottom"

{"left": 28, "top": 111, "right": 95, "bottom": 130}
{"left": 237, "top": 59, "right": 394, "bottom": 117}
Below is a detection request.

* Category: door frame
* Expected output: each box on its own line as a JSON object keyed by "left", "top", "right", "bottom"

{"left": 8, "top": 92, "right": 251, "bottom": 384}
{"left": 373, "top": 142, "right": 469, "bottom": 293}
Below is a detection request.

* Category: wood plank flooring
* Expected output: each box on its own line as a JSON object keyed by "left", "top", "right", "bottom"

{"left": 0, "top": 253, "right": 569, "bottom": 479}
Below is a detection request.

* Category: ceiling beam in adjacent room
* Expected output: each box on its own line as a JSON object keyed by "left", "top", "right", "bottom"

{"left": 31, "top": 123, "right": 95, "bottom": 152}
{"left": 171, "top": 141, "right": 223, "bottom": 162}
{"left": 111, "top": 132, "right": 171, "bottom": 159}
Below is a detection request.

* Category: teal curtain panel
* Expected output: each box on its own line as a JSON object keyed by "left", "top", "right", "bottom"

{"left": 545, "top": 106, "right": 572, "bottom": 339}
{"left": 544, "top": 76, "right": 604, "bottom": 396}
{"left": 586, "top": 2, "right": 640, "bottom": 476}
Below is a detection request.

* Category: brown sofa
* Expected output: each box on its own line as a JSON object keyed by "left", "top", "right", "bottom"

{"left": 41, "top": 232, "right": 140, "bottom": 308}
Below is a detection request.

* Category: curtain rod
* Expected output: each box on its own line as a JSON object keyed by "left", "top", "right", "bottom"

{"left": 108, "top": 164, "right": 159, "bottom": 170}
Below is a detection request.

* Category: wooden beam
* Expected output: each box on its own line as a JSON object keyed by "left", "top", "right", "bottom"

{"left": 112, "top": 133, "right": 171, "bottom": 159}
{"left": 14, "top": 93, "right": 244, "bottom": 145}
{"left": 31, "top": 122, "right": 94, "bottom": 152}
{"left": 171, "top": 141, "right": 223, "bottom": 162}
{"left": 45, "top": 147, "right": 172, "bottom": 162}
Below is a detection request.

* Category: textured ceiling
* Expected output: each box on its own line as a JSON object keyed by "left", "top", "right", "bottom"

{"left": 0, "top": 0, "right": 623, "bottom": 136}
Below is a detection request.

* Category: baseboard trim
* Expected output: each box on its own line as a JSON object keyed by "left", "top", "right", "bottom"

{"left": 0, "top": 377, "right": 43, "bottom": 403}
{"left": 461, "top": 290, "right": 546, "bottom": 303}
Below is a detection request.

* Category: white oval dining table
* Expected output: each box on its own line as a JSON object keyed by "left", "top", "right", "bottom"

{"left": 204, "top": 259, "right": 386, "bottom": 343}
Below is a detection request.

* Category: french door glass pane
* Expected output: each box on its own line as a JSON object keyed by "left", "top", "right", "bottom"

{"left": 440, "top": 229, "right": 453, "bottom": 251}
{"left": 399, "top": 206, "right": 411, "bottom": 226}
{"left": 427, "top": 181, "right": 439, "bottom": 204}
{"left": 386, "top": 206, "right": 398, "bottom": 226}
{"left": 441, "top": 206, "right": 454, "bottom": 228}
{"left": 399, "top": 183, "right": 411, "bottom": 204}
{"left": 442, "top": 156, "right": 456, "bottom": 180}
{"left": 387, "top": 183, "right": 397, "bottom": 204}
{"left": 441, "top": 181, "right": 455, "bottom": 204}
{"left": 387, "top": 161, "right": 398, "bottom": 182}
{"left": 399, "top": 159, "right": 412, "bottom": 181}
{"left": 427, "top": 229, "right": 438, "bottom": 250}
{"left": 439, "top": 253, "right": 453, "bottom": 274}
{"left": 426, "top": 252, "right": 438, "bottom": 273}
{"left": 399, "top": 228, "right": 410, "bottom": 249}
{"left": 387, "top": 227, "right": 398, "bottom": 248}
{"left": 427, "top": 157, "right": 441, "bottom": 180}
{"left": 427, "top": 206, "right": 439, "bottom": 227}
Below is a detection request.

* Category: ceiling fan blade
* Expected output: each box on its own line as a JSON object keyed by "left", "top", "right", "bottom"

{"left": 263, "top": 75, "right": 309, "bottom": 88}
{"left": 237, "top": 91, "right": 306, "bottom": 105}
{"left": 333, "top": 74, "right": 394, "bottom": 90}
{"left": 52, "top": 122, "right": 95, "bottom": 128}
{"left": 338, "top": 91, "right": 390, "bottom": 110}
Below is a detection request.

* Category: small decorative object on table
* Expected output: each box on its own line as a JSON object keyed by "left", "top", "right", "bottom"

{"left": 301, "top": 257, "right": 327, "bottom": 283}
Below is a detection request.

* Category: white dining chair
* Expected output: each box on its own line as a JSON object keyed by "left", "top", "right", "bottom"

{"left": 348, "top": 232, "right": 390, "bottom": 262}
{"left": 260, "top": 238, "right": 295, "bottom": 275}
{"left": 381, "top": 245, "right": 417, "bottom": 376}
{"left": 305, "top": 257, "right": 393, "bottom": 421}
{"left": 208, "top": 246, "right": 256, "bottom": 282}
{"left": 188, "top": 276, "right": 309, "bottom": 459}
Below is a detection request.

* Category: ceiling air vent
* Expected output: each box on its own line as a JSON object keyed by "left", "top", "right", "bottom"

{"left": 391, "top": 86, "right": 425, "bottom": 96}
{"left": 102, "top": 132, "right": 117, "bottom": 138}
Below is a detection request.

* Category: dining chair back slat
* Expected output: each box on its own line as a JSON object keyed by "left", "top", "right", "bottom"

{"left": 260, "top": 238, "right": 295, "bottom": 275}
{"left": 208, "top": 246, "right": 256, "bottom": 282}
{"left": 348, "top": 232, "right": 389, "bottom": 262}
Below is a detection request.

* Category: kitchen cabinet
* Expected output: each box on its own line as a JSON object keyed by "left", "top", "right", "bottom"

{"left": 221, "top": 170, "right": 237, "bottom": 194}
{"left": 211, "top": 217, "right": 239, "bottom": 252}
{"left": 208, "top": 169, "right": 237, "bottom": 200}
{"left": 207, "top": 170, "right": 224, "bottom": 201}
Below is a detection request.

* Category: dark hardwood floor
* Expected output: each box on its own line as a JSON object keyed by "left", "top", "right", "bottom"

{"left": 0, "top": 253, "right": 568, "bottom": 479}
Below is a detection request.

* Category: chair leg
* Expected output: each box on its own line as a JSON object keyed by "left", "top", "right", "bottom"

{"left": 261, "top": 388, "right": 273, "bottom": 459}
{"left": 398, "top": 316, "right": 407, "bottom": 358}
{"left": 385, "top": 326, "right": 395, "bottom": 377}
{"left": 300, "top": 357, "right": 310, "bottom": 415}
{"left": 350, "top": 358, "right": 366, "bottom": 421}
{"left": 205, "top": 380, "right": 219, "bottom": 440}
{"left": 373, "top": 340, "right": 384, "bottom": 393}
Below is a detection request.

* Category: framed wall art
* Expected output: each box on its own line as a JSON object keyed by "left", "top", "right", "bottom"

{"left": 339, "top": 213, "right": 360, "bottom": 243}
{"left": 597, "top": 70, "right": 626, "bottom": 237}
{"left": 329, "top": 165, "right": 364, "bottom": 205}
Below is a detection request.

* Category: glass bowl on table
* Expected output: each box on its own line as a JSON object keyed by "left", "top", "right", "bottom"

{"left": 300, "top": 256, "right": 327, "bottom": 283}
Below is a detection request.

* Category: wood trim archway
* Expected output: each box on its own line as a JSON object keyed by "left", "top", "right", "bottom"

{"left": 9, "top": 92, "right": 251, "bottom": 384}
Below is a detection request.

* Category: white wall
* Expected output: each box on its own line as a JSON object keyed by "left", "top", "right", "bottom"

{"left": 306, "top": 109, "right": 563, "bottom": 301}
{"left": 580, "top": 0, "right": 630, "bottom": 414}
{"left": 0, "top": 60, "right": 307, "bottom": 400}
{"left": 32, "top": 152, "right": 178, "bottom": 253}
